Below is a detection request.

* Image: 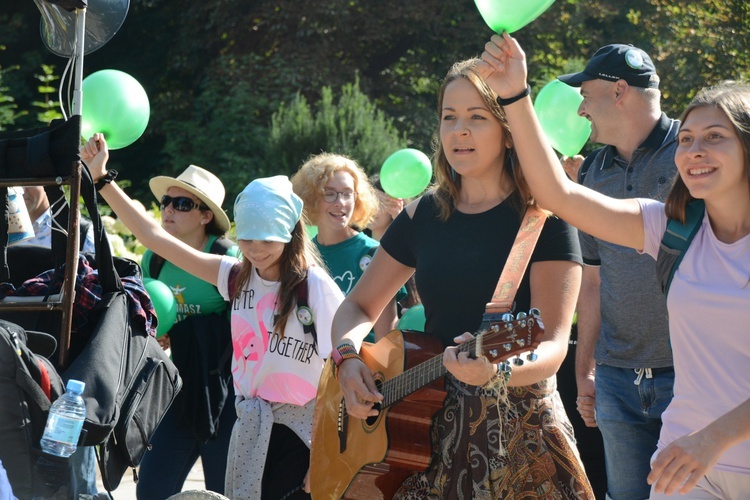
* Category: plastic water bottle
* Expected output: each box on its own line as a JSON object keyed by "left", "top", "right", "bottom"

{"left": 39, "top": 379, "right": 86, "bottom": 457}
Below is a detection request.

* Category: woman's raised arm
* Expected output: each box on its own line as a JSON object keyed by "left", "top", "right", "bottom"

{"left": 478, "top": 33, "right": 646, "bottom": 251}
{"left": 81, "top": 133, "right": 223, "bottom": 285}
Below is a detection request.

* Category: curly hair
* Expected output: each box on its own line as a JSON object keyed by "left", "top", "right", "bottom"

{"left": 290, "top": 152, "right": 379, "bottom": 230}
{"left": 430, "top": 58, "right": 537, "bottom": 221}
{"left": 665, "top": 81, "right": 750, "bottom": 222}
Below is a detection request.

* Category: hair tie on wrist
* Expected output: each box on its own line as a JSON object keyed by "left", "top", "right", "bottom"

{"left": 95, "top": 169, "right": 118, "bottom": 191}
{"left": 496, "top": 85, "right": 531, "bottom": 107}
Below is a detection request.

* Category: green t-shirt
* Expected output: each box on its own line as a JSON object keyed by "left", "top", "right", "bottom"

{"left": 141, "top": 235, "right": 240, "bottom": 323}
{"left": 315, "top": 231, "right": 406, "bottom": 301}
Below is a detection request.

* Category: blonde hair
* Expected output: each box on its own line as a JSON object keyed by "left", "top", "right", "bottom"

{"left": 230, "top": 221, "right": 324, "bottom": 336}
{"left": 430, "top": 58, "right": 536, "bottom": 221}
{"left": 291, "top": 152, "right": 379, "bottom": 230}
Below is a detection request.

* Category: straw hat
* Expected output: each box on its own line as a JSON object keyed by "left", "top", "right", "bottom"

{"left": 149, "top": 165, "right": 231, "bottom": 233}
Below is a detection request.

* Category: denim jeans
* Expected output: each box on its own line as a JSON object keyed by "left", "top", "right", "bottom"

{"left": 595, "top": 363, "right": 674, "bottom": 500}
{"left": 135, "top": 392, "right": 236, "bottom": 499}
{"left": 69, "top": 445, "right": 99, "bottom": 497}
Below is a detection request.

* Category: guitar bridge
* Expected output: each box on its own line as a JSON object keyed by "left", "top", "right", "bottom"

{"left": 338, "top": 399, "right": 348, "bottom": 453}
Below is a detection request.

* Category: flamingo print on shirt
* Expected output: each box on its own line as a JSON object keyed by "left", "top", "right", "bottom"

{"left": 231, "top": 291, "right": 276, "bottom": 397}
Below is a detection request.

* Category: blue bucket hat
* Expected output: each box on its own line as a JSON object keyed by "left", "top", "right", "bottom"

{"left": 234, "top": 176, "right": 303, "bottom": 243}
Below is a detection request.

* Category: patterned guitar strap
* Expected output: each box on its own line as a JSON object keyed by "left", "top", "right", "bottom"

{"left": 485, "top": 204, "right": 546, "bottom": 315}
{"left": 481, "top": 204, "right": 546, "bottom": 456}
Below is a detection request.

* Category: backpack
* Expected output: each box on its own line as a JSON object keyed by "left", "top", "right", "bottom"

{"left": 656, "top": 200, "right": 705, "bottom": 296}
{"left": 0, "top": 319, "right": 65, "bottom": 499}
{"left": 61, "top": 168, "right": 183, "bottom": 491}
{"left": 150, "top": 237, "right": 236, "bottom": 443}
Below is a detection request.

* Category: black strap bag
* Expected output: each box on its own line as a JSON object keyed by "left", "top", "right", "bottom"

{"left": 0, "top": 320, "right": 66, "bottom": 499}
{"left": 61, "top": 165, "right": 183, "bottom": 491}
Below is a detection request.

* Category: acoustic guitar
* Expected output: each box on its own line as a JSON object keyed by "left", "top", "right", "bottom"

{"left": 310, "top": 310, "right": 544, "bottom": 499}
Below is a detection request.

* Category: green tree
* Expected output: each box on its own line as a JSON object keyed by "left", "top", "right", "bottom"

{"left": 0, "top": 46, "right": 26, "bottom": 130}
{"left": 2, "top": 0, "right": 749, "bottom": 204}
{"left": 32, "top": 64, "right": 63, "bottom": 125}
{"left": 267, "top": 77, "right": 408, "bottom": 177}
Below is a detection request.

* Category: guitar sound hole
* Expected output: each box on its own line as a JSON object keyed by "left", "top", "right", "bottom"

{"left": 365, "top": 378, "right": 384, "bottom": 426}
{"left": 365, "top": 402, "right": 382, "bottom": 426}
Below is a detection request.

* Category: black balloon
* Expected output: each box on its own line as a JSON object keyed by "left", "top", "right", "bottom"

{"left": 33, "top": 0, "right": 129, "bottom": 57}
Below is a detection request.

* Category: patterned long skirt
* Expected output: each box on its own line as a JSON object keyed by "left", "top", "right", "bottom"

{"left": 394, "top": 375, "right": 594, "bottom": 499}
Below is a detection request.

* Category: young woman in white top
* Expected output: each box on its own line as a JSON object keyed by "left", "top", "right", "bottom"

{"left": 480, "top": 32, "right": 750, "bottom": 498}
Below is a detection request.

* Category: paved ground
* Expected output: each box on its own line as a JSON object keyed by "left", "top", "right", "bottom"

{"left": 96, "top": 459, "right": 205, "bottom": 499}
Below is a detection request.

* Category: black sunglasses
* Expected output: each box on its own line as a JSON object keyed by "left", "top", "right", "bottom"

{"left": 160, "top": 195, "right": 209, "bottom": 212}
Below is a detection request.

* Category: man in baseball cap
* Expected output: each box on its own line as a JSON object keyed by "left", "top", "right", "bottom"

{"left": 558, "top": 44, "right": 660, "bottom": 89}
{"left": 559, "top": 43, "right": 679, "bottom": 500}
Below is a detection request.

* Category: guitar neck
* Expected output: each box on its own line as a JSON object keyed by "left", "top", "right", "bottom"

{"left": 379, "top": 337, "right": 476, "bottom": 408}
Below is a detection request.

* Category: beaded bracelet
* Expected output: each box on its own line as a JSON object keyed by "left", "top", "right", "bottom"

{"left": 331, "top": 343, "right": 360, "bottom": 367}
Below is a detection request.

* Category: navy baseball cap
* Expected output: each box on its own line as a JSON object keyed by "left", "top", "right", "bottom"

{"left": 558, "top": 44, "right": 660, "bottom": 89}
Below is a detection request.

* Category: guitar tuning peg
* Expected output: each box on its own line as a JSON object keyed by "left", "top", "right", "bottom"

{"left": 499, "top": 361, "right": 512, "bottom": 373}
{"left": 529, "top": 308, "right": 541, "bottom": 317}
{"left": 515, "top": 311, "right": 527, "bottom": 327}
{"left": 501, "top": 313, "right": 514, "bottom": 323}
{"left": 512, "top": 356, "right": 524, "bottom": 366}
{"left": 526, "top": 352, "right": 538, "bottom": 362}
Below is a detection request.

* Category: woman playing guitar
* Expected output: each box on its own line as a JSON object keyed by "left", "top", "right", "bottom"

{"left": 326, "top": 58, "right": 594, "bottom": 498}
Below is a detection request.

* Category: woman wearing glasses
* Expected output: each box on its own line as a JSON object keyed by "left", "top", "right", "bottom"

{"left": 136, "top": 165, "right": 240, "bottom": 499}
{"left": 292, "top": 153, "right": 402, "bottom": 341}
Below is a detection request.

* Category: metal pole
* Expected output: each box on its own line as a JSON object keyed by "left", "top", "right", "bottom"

{"left": 72, "top": 8, "right": 86, "bottom": 116}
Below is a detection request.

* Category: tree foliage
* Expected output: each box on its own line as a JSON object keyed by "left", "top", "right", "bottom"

{"left": 267, "top": 77, "right": 407, "bottom": 178}
{"left": 1, "top": 0, "right": 748, "bottom": 211}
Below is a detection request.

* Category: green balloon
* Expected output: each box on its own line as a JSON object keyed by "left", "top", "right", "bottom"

{"left": 397, "top": 304, "right": 426, "bottom": 332}
{"left": 534, "top": 79, "right": 591, "bottom": 157}
{"left": 306, "top": 224, "right": 318, "bottom": 240}
{"left": 144, "top": 278, "right": 178, "bottom": 338}
{"left": 81, "top": 69, "right": 150, "bottom": 150}
{"left": 380, "top": 149, "right": 432, "bottom": 199}
{"left": 474, "top": 0, "right": 556, "bottom": 34}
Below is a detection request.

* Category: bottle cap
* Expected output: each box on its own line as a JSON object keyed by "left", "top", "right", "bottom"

{"left": 66, "top": 379, "right": 86, "bottom": 394}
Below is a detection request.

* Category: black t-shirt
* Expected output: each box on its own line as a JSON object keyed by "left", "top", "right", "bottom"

{"left": 381, "top": 194, "right": 582, "bottom": 346}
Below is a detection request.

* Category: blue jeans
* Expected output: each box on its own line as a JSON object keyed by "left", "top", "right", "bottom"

{"left": 135, "top": 392, "right": 236, "bottom": 499}
{"left": 595, "top": 363, "right": 674, "bottom": 500}
{"left": 69, "top": 445, "right": 98, "bottom": 497}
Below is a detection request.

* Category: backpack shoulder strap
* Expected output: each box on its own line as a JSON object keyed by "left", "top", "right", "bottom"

{"left": 209, "top": 237, "right": 236, "bottom": 255}
{"left": 656, "top": 200, "right": 705, "bottom": 296}
{"left": 294, "top": 271, "right": 317, "bottom": 348}
{"left": 148, "top": 253, "right": 166, "bottom": 280}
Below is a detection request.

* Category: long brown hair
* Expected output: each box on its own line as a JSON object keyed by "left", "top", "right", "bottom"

{"left": 431, "top": 58, "right": 536, "bottom": 221}
{"left": 230, "top": 221, "right": 324, "bottom": 336}
{"left": 665, "top": 81, "right": 750, "bottom": 222}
